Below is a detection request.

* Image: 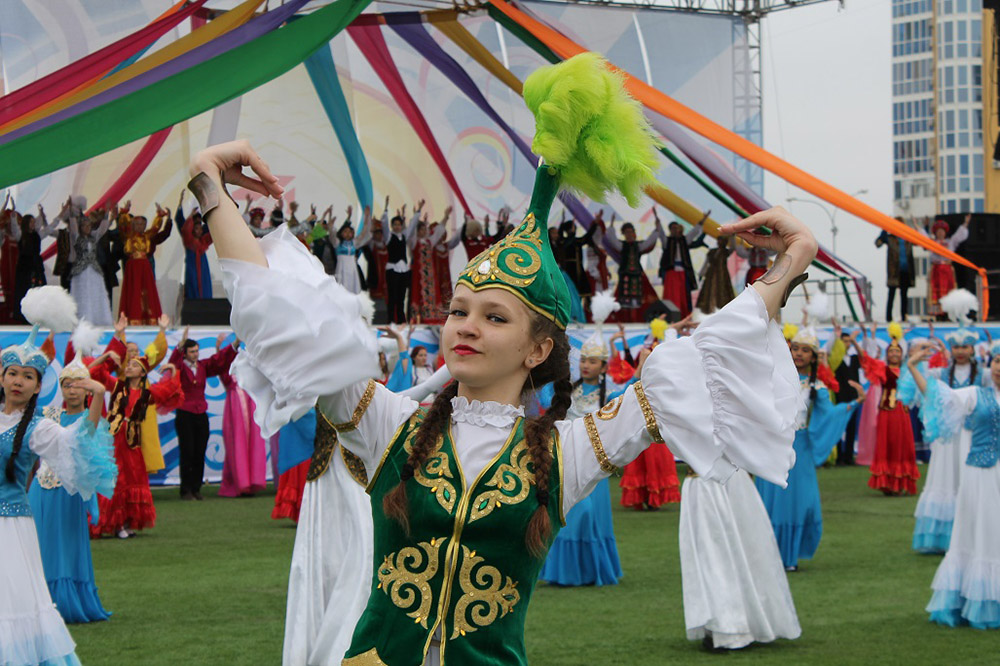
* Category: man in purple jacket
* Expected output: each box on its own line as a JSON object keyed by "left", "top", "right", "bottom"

{"left": 170, "top": 326, "right": 237, "bottom": 500}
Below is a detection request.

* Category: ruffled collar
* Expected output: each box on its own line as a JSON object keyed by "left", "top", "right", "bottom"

{"left": 451, "top": 396, "right": 524, "bottom": 428}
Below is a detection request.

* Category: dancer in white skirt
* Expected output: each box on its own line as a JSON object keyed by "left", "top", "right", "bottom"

{"left": 331, "top": 206, "right": 372, "bottom": 295}
{"left": 282, "top": 367, "right": 451, "bottom": 666}
{"left": 68, "top": 209, "right": 113, "bottom": 326}
{"left": 680, "top": 469, "right": 801, "bottom": 649}
{"left": 0, "top": 288, "right": 116, "bottom": 666}
{"left": 907, "top": 342, "right": 1000, "bottom": 628}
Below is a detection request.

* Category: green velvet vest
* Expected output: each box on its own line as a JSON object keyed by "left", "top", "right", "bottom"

{"left": 343, "top": 412, "right": 562, "bottom": 666}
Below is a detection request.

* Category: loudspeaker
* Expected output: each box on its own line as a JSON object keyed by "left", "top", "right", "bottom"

{"left": 644, "top": 299, "right": 681, "bottom": 323}
{"left": 181, "top": 298, "right": 232, "bottom": 325}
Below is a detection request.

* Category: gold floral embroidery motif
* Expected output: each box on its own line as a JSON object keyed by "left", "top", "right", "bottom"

{"left": 596, "top": 395, "right": 624, "bottom": 421}
{"left": 341, "top": 648, "right": 388, "bottom": 665}
{"left": 468, "top": 440, "right": 533, "bottom": 523}
{"left": 460, "top": 214, "right": 543, "bottom": 289}
{"left": 585, "top": 413, "right": 622, "bottom": 476}
{"left": 403, "top": 429, "right": 457, "bottom": 514}
{"left": 376, "top": 537, "right": 446, "bottom": 629}
{"left": 334, "top": 380, "right": 376, "bottom": 432}
{"left": 451, "top": 545, "right": 520, "bottom": 639}
{"left": 633, "top": 381, "right": 665, "bottom": 443}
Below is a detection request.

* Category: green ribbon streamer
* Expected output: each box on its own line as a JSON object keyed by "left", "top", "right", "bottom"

{"left": 0, "top": 0, "right": 373, "bottom": 189}
{"left": 658, "top": 146, "right": 747, "bottom": 218}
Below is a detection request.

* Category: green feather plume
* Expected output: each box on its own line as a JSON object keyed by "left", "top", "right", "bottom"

{"left": 523, "top": 52, "right": 660, "bottom": 207}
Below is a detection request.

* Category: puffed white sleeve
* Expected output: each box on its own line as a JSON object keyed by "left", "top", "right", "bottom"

{"left": 29, "top": 417, "right": 116, "bottom": 501}
{"left": 220, "top": 226, "right": 385, "bottom": 441}
{"left": 556, "top": 287, "right": 801, "bottom": 515}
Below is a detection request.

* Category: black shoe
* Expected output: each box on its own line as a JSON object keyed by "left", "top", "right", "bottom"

{"left": 193, "top": 491, "right": 204, "bottom": 501}
{"left": 180, "top": 491, "right": 194, "bottom": 501}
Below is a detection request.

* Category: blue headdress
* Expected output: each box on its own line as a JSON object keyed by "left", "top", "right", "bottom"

{"left": 1, "top": 287, "right": 78, "bottom": 377}
{"left": 944, "top": 327, "right": 979, "bottom": 348}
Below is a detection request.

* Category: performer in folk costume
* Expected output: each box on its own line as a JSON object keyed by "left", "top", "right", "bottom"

{"left": 92, "top": 330, "right": 182, "bottom": 538}
{"left": 68, "top": 207, "right": 113, "bottom": 326}
{"left": 922, "top": 215, "right": 971, "bottom": 317}
{"left": 28, "top": 341, "right": 114, "bottom": 624}
{"left": 756, "top": 328, "right": 864, "bottom": 570}
{"left": 367, "top": 201, "right": 391, "bottom": 301}
{"left": 907, "top": 344, "right": 1000, "bottom": 629}
{"left": 385, "top": 205, "right": 419, "bottom": 324}
{"left": 0, "top": 287, "right": 117, "bottom": 665}
{"left": 13, "top": 206, "right": 60, "bottom": 323}
{"left": 875, "top": 219, "right": 917, "bottom": 322}
{"left": 861, "top": 322, "right": 920, "bottom": 495}
{"left": 117, "top": 202, "right": 165, "bottom": 325}
{"left": 218, "top": 338, "right": 267, "bottom": 498}
{"left": 539, "top": 290, "right": 623, "bottom": 586}
{"left": 598, "top": 209, "right": 661, "bottom": 317}
{"left": 680, "top": 468, "right": 801, "bottom": 650}
{"left": 0, "top": 202, "right": 20, "bottom": 323}
{"left": 188, "top": 52, "right": 813, "bottom": 665}
{"left": 657, "top": 210, "right": 705, "bottom": 318}
{"left": 735, "top": 241, "right": 770, "bottom": 287}
{"left": 51, "top": 196, "right": 82, "bottom": 292}
{"left": 283, "top": 369, "right": 451, "bottom": 666}
{"left": 177, "top": 191, "right": 214, "bottom": 300}
{"left": 557, "top": 212, "right": 600, "bottom": 306}
{"left": 333, "top": 206, "right": 372, "bottom": 296}
{"left": 696, "top": 235, "right": 737, "bottom": 314}
{"left": 410, "top": 204, "right": 449, "bottom": 324}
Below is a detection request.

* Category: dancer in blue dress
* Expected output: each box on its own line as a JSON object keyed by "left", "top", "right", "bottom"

{"left": 539, "top": 292, "right": 622, "bottom": 586}
{"left": 755, "top": 328, "right": 863, "bottom": 570}
{"left": 28, "top": 355, "right": 112, "bottom": 624}
{"left": 0, "top": 287, "right": 117, "bottom": 666}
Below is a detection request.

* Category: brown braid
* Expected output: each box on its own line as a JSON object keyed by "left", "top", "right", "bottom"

{"left": 382, "top": 381, "right": 460, "bottom": 535}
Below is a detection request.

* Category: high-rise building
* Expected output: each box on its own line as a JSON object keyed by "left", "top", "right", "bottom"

{"left": 890, "top": 0, "right": 986, "bottom": 317}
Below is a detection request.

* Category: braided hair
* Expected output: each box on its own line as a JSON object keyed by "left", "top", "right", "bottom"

{"left": 383, "top": 311, "right": 572, "bottom": 558}
{"left": 108, "top": 376, "right": 152, "bottom": 448}
{"left": 949, "top": 359, "right": 978, "bottom": 388}
{"left": 571, "top": 366, "right": 608, "bottom": 408}
{"left": 2, "top": 368, "right": 41, "bottom": 483}
{"left": 804, "top": 353, "right": 819, "bottom": 428}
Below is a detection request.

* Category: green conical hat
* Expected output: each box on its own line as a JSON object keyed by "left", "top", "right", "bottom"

{"left": 455, "top": 52, "right": 659, "bottom": 329}
{"left": 456, "top": 165, "right": 570, "bottom": 328}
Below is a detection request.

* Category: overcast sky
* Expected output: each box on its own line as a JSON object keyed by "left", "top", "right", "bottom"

{"left": 761, "top": 0, "right": 893, "bottom": 320}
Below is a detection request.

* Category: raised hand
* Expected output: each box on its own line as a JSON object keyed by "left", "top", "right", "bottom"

{"left": 189, "top": 139, "right": 284, "bottom": 199}
{"left": 114, "top": 312, "right": 128, "bottom": 338}
{"left": 158, "top": 314, "right": 170, "bottom": 330}
{"left": 848, "top": 380, "right": 866, "bottom": 403}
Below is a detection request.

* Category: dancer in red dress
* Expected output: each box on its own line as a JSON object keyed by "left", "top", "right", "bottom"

{"left": 657, "top": 209, "right": 705, "bottom": 318}
{"left": 923, "top": 215, "right": 971, "bottom": 318}
{"left": 861, "top": 324, "right": 920, "bottom": 495}
{"left": 91, "top": 347, "right": 182, "bottom": 538}
{"left": 117, "top": 203, "right": 165, "bottom": 325}
{"left": 408, "top": 202, "right": 447, "bottom": 324}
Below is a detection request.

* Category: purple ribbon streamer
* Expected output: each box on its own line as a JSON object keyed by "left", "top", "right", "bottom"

{"left": 0, "top": 0, "right": 312, "bottom": 146}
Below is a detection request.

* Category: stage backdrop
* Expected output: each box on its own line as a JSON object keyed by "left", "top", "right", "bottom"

{"left": 1, "top": 320, "right": 996, "bottom": 485}
{"left": 0, "top": 0, "right": 752, "bottom": 313}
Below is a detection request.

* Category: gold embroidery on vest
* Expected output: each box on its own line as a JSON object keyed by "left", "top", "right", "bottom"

{"left": 461, "top": 214, "right": 542, "bottom": 289}
{"left": 596, "top": 395, "right": 624, "bottom": 421}
{"left": 468, "top": 440, "right": 533, "bottom": 523}
{"left": 341, "top": 446, "right": 369, "bottom": 487}
{"left": 308, "top": 412, "right": 338, "bottom": 482}
{"left": 450, "top": 545, "right": 520, "bottom": 638}
{"left": 403, "top": 430, "right": 457, "bottom": 514}
{"left": 376, "top": 537, "right": 447, "bottom": 629}
{"left": 341, "top": 647, "right": 388, "bottom": 665}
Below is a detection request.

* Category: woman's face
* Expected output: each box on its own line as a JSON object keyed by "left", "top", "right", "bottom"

{"left": 3, "top": 366, "right": 40, "bottom": 407}
{"left": 579, "top": 356, "right": 605, "bottom": 381}
{"left": 413, "top": 348, "right": 428, "bottom": 368}
{"left": 887, "top": 345, "right": 903, "bottom": 366}
{"left": 124, "top": 358, "right": 145, "bottom": 379}
{"left": 417, "top": 222, "right": 428, "bottom": 238}
{"left": 440, "top": 285, "right": 550, "bottom": 390}
{"left": 991, "top": 355, "right": 1000, "bottom": 388}
{"left": 952, "top": 344, "right": 974, "bottom": 365}
{"left": 60, "top": 377, "right": 86, "bottom": 408}
{"left": 789, "top": 342, "right": 815, "bottom": 371}
{"left": 80, "top": 218, "right": 94, "bottom": 235}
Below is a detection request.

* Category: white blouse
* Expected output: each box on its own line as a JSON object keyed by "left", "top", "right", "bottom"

{"left": 221, "top": 227, "right": 802, "bottom": 518}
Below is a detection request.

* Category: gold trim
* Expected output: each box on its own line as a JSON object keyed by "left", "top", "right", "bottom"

{"left": 552, "top": 428, "right": 565, "bottom": 526}
{"left": 340, "top": 445, "right": 369, "bottom": 488}
{"left": 334, "top": 379, "right": 377, "bottom": 432}
{"left": 308, "top": 410, "right": 338, "bottom": 482}
{"left": 584, "top": 413, "right": 623, "bottom": 476}
{"left": 456, "top": 281, "right": 566, "bottom": 330}
{"left": 468, "top": 440, "right": 533, "bottom": 523}
{"left": 376, "top": 537, "right": 446, "bottom": 629}
{"left": 404, "top": 429, "right": 457, "bottom": 515}
{"left": 596, "top": 395, "right": 624, "bottom": 421}
{"left": 633, "top": 381, "right": 665, "bottom": 443}
{"left": 342, "top": 648, "right": 388, "bottom": 665}
{"left": 365, "top": 415, "right": 416, "bottom": 494}
{"left": 450, "top": 545, "right": 521, "bottom": 638}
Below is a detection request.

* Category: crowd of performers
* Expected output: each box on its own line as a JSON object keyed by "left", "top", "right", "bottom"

{"left": 2, "top": 53, "right": 997, "bottom": 666}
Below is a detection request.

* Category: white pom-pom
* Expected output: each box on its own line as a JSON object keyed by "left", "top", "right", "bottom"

{"left": 70, "top": 319, "right": 102, "bottom": 357}
{"left": 20, "top": 286, "right": 78, "bottom": 333}
{"left": 804, "top": 289, "right": 832, "bottom": 321}
{"left": 940, "top": 288, "right": 978, "bottom": 324}
{"left": 356, "top": 292, "right": 375, "bottom": 324}
{"left": 589, "top": 289, "right": 620, "bottom": 326}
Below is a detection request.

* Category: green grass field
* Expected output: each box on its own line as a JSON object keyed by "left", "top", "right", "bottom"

{"left": 72, "top": 464, "right": 999, "bottom": 665}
